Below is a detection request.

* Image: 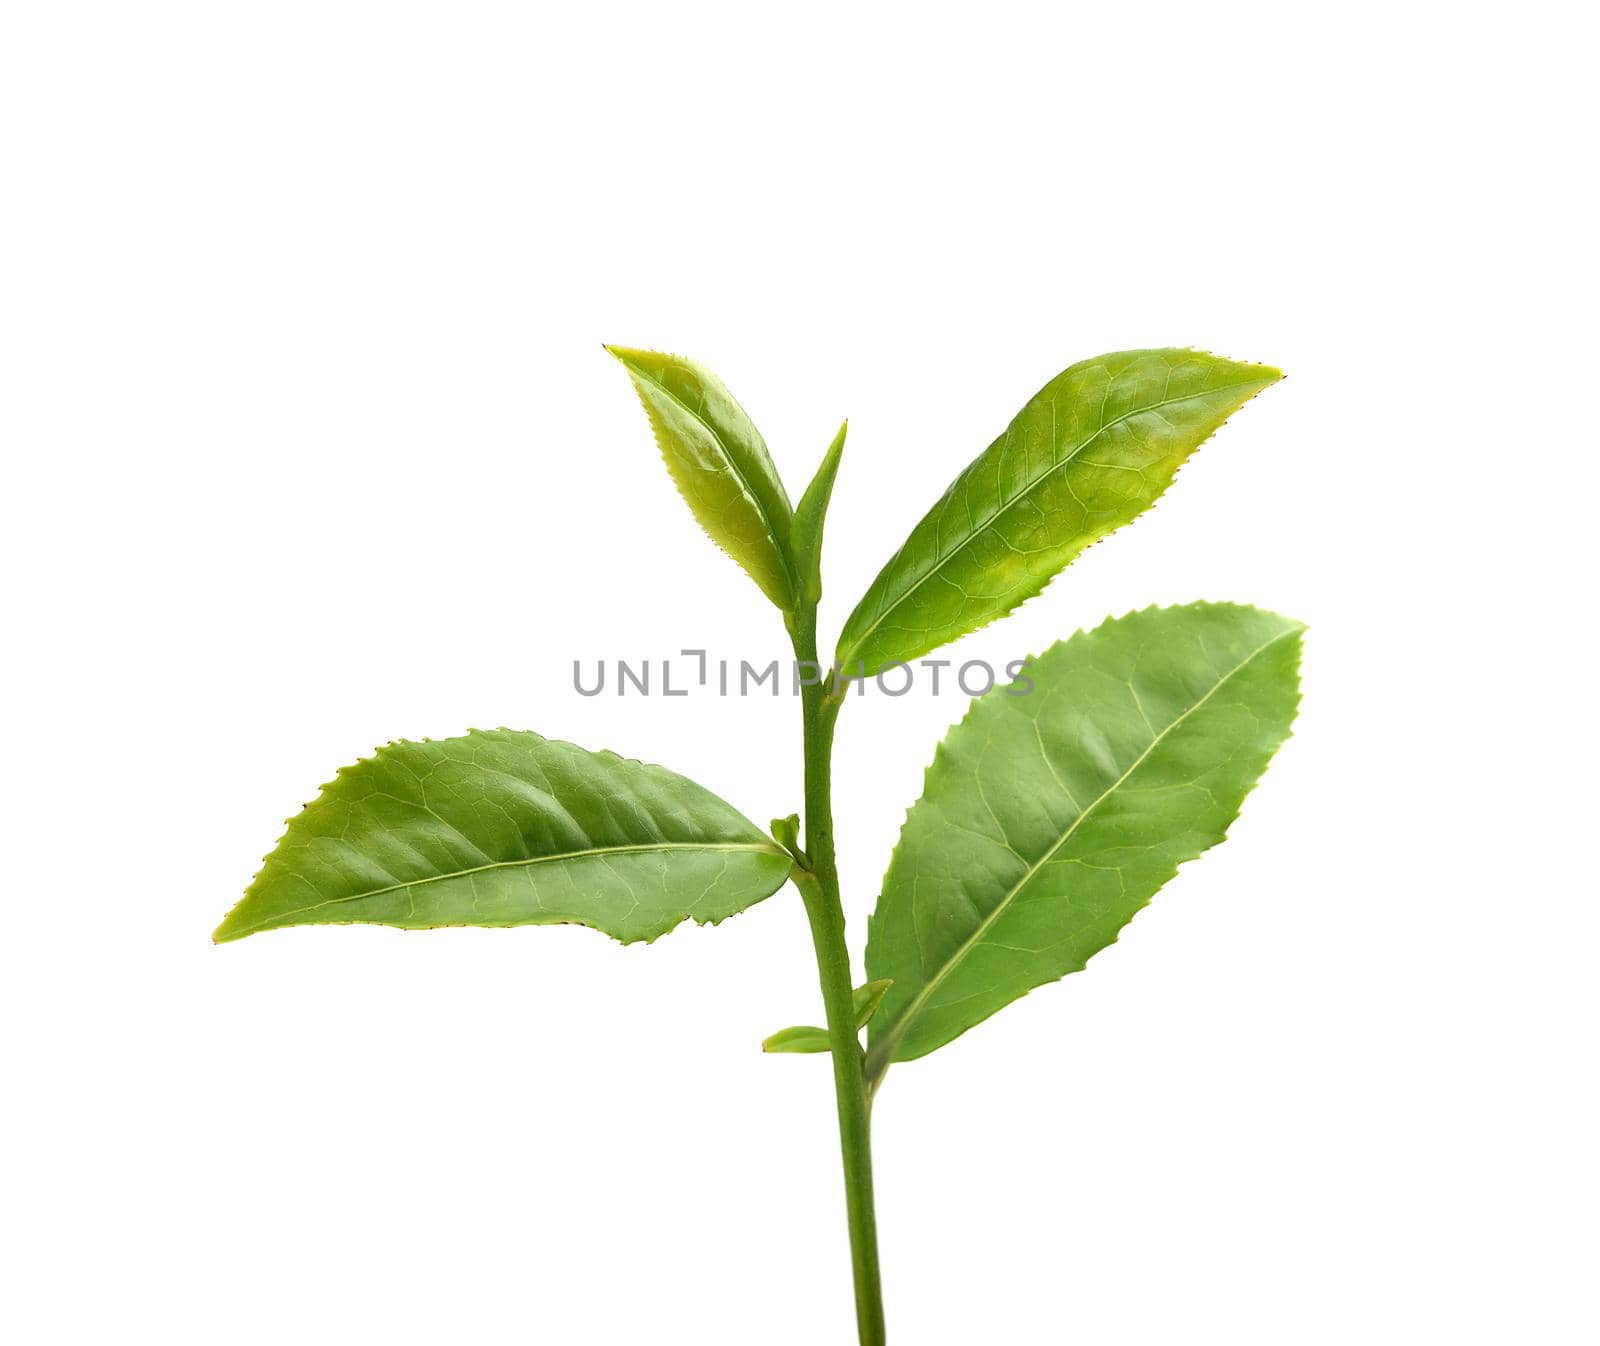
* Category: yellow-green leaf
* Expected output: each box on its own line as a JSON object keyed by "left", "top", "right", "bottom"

{"left": 792, "top": 420, "right": 847, "bottom": 604}
{"left": 835, "top": 350, "right": 1282, "bottom": 677}
{"left": 608, "top": 345, "right": 796, "bottom": 611}
{"left": 762, "top": 979, "right": 896, "bottom": 1053}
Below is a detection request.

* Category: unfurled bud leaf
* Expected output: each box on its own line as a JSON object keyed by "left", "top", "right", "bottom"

{"left": 762, "top": 978, "right": 897, "bottom": 1053}
{"left": 769, "top": 812, "right": 806, "bottom": 865}
{"left": 608, "top": 345, "right": 797, "bottom": 611}
{"left": 792, "top": 420, "right": 847, "bottom": 604}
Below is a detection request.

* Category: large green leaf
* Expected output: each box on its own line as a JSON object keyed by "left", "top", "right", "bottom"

{"left": 835, "top": 350, "right": 1282, "bottom": 677}
{"left": 607, "top": 346, "right": 796, "bottom": 611}
{"left": 864, "top": 603, "right": 1302, "bottom": 1077}
{"left": 214, "top": 729, "right": 793, "bottom": 944}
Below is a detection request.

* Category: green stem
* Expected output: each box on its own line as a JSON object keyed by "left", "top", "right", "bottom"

{"left": 792, "top": 604, "right": 886, "bottom": 1346}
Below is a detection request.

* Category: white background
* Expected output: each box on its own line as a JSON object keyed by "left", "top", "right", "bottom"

{"left": 4, "top": 3, "right": 1595, "bottom": 1342}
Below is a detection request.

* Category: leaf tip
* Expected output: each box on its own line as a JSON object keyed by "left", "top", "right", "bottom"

{"left": 602, "top": 343, "right": 649, "bottom": 374}
{"left": 603, "top": 344, "right": 672, "bottom": 377}
{"left": 1220, "top": 353, "right": 1284, "bottom": 393}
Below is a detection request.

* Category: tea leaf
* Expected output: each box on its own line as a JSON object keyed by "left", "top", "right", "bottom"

{"left": 865, "top": 604, "right": 1302, "bottom": 1075}
{"left": 835, "top": 350, "right": 1281, "bottom": 677}
{"left": 762, "top": 1026, "right": 831, "bottom": 1054}
{"left": 762, "top": 979, "right": 896, "bottom": 1053}
{"left": 770, "top": 812, "right": 804, "bottom": 861}
{"left": 852, "top": 978, "right": 894, "bottom": 1028}
{"left": 215, "top": 729, "right": 792, "bottom": 944}
{"left": 608, "top": 346, "right": 796, "bottom": 610}
{"left": 792, "top": 420, "right": 848, "bottom": 604}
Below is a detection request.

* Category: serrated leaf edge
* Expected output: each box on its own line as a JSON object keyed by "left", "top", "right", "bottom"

{"left": 834, "top": 351, "right": 1282, "bottom": 676}
{"left": 607, "top": 346, "right": 796, "bottom": 610}
{"left": 215, "top": 727, "right": 790, "bottom": 946}
{"left": 864, "top": 602, "right": 1304, "bottom": 1073}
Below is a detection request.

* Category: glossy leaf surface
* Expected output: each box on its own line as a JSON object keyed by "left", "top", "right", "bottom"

{"left": 835, "top": 350, "right": 1282, "bottom": 676}
{"left": 865, "top": 604, "right": 1302, "bottom": 1073}
{"left": 608, "top": 346, "right": 796, "bottom": 610}
{"left": 215, "top": 729, "right": 792, "bottom": 944}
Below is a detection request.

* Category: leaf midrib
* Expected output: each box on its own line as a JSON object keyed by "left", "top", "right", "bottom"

{"left": 241, "top": 840, "right": 784, "bottom": 934}
{"left": 626, "top": 359, "right": 794, "bottom": 593}
{"left": 865, "top": 625, "right": 1296, "bottom": 1077}
{"left": 838, "top": 379, "right": 1264, "bottom": 670}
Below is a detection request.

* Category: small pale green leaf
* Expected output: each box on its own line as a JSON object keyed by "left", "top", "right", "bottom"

{"left": 607, "top": 345, "right": 796, "bottom": 610}
{"left": 835, "top": 350, "right": 1282, "bottom": 677}
{"left": 769, "top": 812, "right": 808, "bottom": 866}
{"left": 771, "top": 809, "right": 806, "bottom": 851}
{"left": 763, "top": 1025, "right": 831, "bottom": 1054}
{"left": 852, "top": 978, "right": 894, "bottom": 1028}
{"left": 792, "top": 419, "right": 847, "bottom": 604}
{"left": 214, "top": 729, "right": 792, "bottom": 944}
{"left": 762, "top": 979, "right": 897, "bottom": 1053}
{"left": 865, "top": 603, "right": 1302, "bottom": 1076}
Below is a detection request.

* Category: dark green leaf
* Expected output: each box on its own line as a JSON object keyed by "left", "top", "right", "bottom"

{"left": 865, "top": 604, "right": 1302, "bottom": 1077}
{"left": 215, "top": 729, "right": 792, "bottom": 944}
{"left": 607, "top": 345, "right": 796, "bottom": 610}
{"left": 835, "top": 350, "right": 1282, "bottom": 677}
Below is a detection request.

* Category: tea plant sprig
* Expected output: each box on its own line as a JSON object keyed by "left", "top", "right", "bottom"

{"left": 216, "top": 347, "right": 1302, "bottom": 1344}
